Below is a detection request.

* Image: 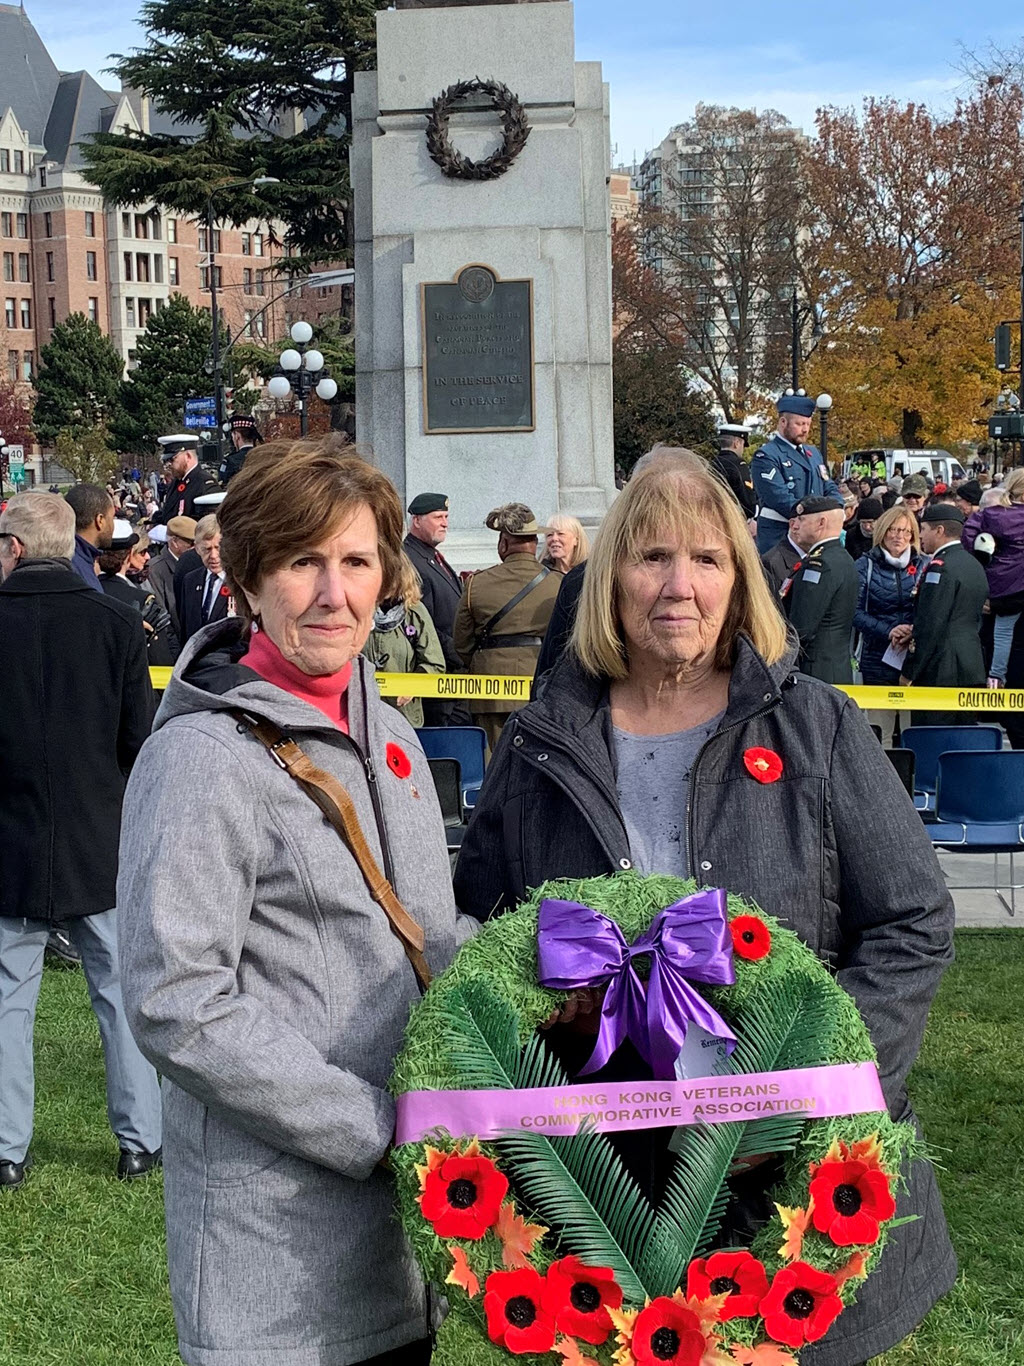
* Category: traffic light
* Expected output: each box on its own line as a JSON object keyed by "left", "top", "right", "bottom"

{"left": 995, "top": 324, "right": 1012, "bottom": 371}
{"left": 989, "top": 413, "right": 1024, "bottom": 440}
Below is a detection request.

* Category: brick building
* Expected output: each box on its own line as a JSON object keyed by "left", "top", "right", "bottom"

{"left": 0, "top": 4, "right": 347, "bottom": 418}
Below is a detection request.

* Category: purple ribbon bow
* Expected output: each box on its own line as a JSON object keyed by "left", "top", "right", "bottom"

{"left": 537, "top": 889, "right": 737, "bottom": 1080}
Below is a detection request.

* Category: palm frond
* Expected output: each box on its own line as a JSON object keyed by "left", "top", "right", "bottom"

{"left": 651, "top": 976, "right": 837, "bottom": 1294}
{"left": 444, "top": 980, "right": 522, "bottom": 1091}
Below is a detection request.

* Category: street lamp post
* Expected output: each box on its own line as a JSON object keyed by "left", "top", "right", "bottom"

{"left": 266, "top": 321, "right": 338, "bottom": 436}
{"left": 816, "top": 392, "right": 833, "bottom": 466}
{"left": 0, "top": 433, "right": 9, "bottom": 499}
{"left": 204, "top": 176, "right": 279, "bottom": 460}
{"left": 791, "top": 291, "right": 800, "bottom": 391}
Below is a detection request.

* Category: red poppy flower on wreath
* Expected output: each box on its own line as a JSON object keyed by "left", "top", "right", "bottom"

{"left": 385, "top": 742, "right": 412, "bottom": 780}
{"left": 484, "top": 1267, "right": 557, "bottom": 1355}
{"left": 419, "top": 1152, "right": 508, "bottom": 1239}
{"left": 686, "top": 1249, "right": 769, "bottom": 1321}
{"left": 743, "top": 747, "right": 783, "bottom": 784}
{"left": 729, "top": 915, "right": 772, "bottom": 962}
{"left": 809, "top": 1157, "right": 896, "bottom": 1246}
{"left": 760, "top": 1261, "right": 843, "bottom": 1349}
{"left": 542, "top": 1256, "right": 622, "bottom": 1345}
{"left": 628, "top": 1297, "right": 705, "bottom": 1365}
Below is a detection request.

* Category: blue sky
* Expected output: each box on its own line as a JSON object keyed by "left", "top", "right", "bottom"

{"left": 31, "top": 0, "right": 1022, "bottom": 162}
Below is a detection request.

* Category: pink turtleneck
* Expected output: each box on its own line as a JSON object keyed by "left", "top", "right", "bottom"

{"left": 240, "top": 627, "right": 351, "bottom": 733}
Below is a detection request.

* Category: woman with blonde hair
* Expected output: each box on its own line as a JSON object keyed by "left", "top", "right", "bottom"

{"left": 853, "top": 504, "right": 922, "bottom": 744}
{"left": 542, "top": 513, "right": 589, "bottom": 574}
{"left": 457, "top": 447, "right": 956, "bottom": 1366}
{"left": 364, "top": 551, "right": 446, "bottom": 727}
{"left": 963, "top": 465, "right": 1024, "bottom": 686}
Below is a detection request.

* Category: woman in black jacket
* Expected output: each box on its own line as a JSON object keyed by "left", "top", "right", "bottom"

{"left": 853, "top": 505, "right": 922, "bottom": 745}
{"left": 455, "top": 451, "right": 955, "bottom": 1366}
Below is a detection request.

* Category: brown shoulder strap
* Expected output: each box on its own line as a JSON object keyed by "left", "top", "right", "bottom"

{"left": 232, "top": 710, "right": 431, "bottom": 993}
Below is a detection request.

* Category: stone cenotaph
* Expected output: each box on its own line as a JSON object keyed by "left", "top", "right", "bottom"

{"left": 352, "top": 0, "right": 616, "bottom": 566}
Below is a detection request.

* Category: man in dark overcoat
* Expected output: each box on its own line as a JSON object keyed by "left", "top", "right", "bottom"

{"left": 0, "top": 493, "right": 162, "bottom": 1190}
{"left": 149, "top": 435, "right": 218, "bottom": 526}
{"left": 403, "top": 492, "right": 469, "bottom": 726}
{"left": 783, "top": 496, "right": 859, "bottom": 683}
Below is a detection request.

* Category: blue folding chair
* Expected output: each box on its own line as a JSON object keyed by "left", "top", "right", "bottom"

{"left": 927, "top": 750, "right": 1024, "bottom": 916}
{"left": 416, "top": 726, "right": 487, "bottom": 812}
{"left": 901, "top": 726, "right": 1002, "bottom": 814}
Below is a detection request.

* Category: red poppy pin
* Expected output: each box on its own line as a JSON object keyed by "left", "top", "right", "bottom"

{"left": 177, "top": 482, "right": 186, "bottom": 492}
{"left": 386, "top": 742, "right": 412, "bottom": 780}
{"left": 743, "top": 747, "right": 783, "bottom": 784}
{"left": 906, "top": 564, "right": 917, "bottom": 576}
{"left": 219, "top": 584, "right": 230, "bottom": 597}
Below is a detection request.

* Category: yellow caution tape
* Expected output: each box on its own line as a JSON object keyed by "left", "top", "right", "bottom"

{"left": 147, "top": 668, "right": 1023, "bottom": 713}
{"left": 839, "top": 685, "right": 1024, "bottom": 712}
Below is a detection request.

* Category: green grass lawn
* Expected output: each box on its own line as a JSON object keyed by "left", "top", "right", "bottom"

{"left": 0, "top": 930, "right": 1021, "bottom": 1366}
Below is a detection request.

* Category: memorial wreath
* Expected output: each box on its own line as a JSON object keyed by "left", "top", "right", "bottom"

{"left": 391, "top": 873, "right": 914, "bottom": 1365}
{"left": 426, "top": 78, "right": 531, "bottom": 180}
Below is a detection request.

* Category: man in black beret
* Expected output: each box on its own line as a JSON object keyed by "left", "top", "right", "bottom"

{"left": 403, "top": 493, "right": 469, "bottom": 725}
{"left": 783, "top": 496, "right": 859, "bottom": 683}
{"left": 894, "top": 503, "right": 988, "bottom": 724}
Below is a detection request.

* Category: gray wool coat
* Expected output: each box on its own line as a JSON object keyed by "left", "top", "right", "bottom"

{"left": 117, "top": 620, "right": 470, "bottom": 1366}
{"left": 455, "top": 635, "right": 958, "bottom": 1366}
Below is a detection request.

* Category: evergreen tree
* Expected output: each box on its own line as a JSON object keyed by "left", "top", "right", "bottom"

{"left": 613, "top": 345, "right": 717, "bottom": 476}
{"left": 112, "top": 294, "right": 221, "bottom": 454}
{"left": 33, "top": 315, "right": 125, "bottom": 447}
{"left": 80, "top": 0, "right": 384, "bottom": 262}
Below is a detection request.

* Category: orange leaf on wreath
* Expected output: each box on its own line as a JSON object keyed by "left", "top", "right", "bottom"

{"left": 834, "top": 1250, "right": 870, "bottom": 1289}
{"left": 494, "top": 1202, "right": 548, "bottom": 1269}
{"left": 554, "top": 1336, "right": 600, "bottom": 1366}
{"left": 699, "top": 1338, "right": 737, "bottom": 1366}
{"left": 847, "top": 1134, "right": 885, "bottom": 1172}
{"left": 445, "top": 1245, "right": 480, "bottom": 1299}
{"left": 414, "top": 1145, "right": 448, "bottom": 1194}
{"left": 607, "top": 1304, "right": 639, "bottom": 1366}
{"left": 730, "top": 1345, "right": 800, "bottom": 1364}
{"left": 674, "top": 1290, "right": 730, "bottom": 1336}
{"left": 776, "top": 1200, "right": 814, "bottom": 1262}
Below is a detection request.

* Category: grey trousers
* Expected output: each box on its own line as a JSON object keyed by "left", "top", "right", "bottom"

{"left": 0, "top": 909, "right": 162, "bottom": 1164}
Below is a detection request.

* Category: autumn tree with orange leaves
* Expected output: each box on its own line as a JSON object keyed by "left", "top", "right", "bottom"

{"left": 802, "top": 84, "right": 1024, "bottom": 450}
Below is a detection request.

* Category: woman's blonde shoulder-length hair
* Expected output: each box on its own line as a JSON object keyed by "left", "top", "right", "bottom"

{"left": 572, "top": 446, "right": 789, "bottom": 679}
{"left": 546, "top": 513, "right": 590, "bottom": 568}
{"left": 871, "top": 503, "right": 921, "bottom": 551}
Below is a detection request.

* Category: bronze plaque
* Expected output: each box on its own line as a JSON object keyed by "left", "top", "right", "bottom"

{"left": 421, "top": 265, "right": 535, "bottom": 434}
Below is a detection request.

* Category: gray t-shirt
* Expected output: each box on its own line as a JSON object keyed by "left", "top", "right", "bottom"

{"left": 613, "top": 711, "right": 725, "bottom": 876}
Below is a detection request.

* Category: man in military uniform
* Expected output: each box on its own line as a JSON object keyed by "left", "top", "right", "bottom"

{"left": 454, "top": 504, "right": 561, "bottom": 751}
{"left": 761, "top": 509, "right": 814, "bottom": 597}
{"left": 149, "top": 436, "right": 218, "bottom": 526}
{"left": 403, "top": 492, "right": 470, "bottom": 726}
{"left": 753, "top": 391, "right": 842, "bottom": 552}
{"left": 709, "top": 423, "right": 756, "bottom": 520}
{"left": 896, "top": 503, "right": 988, "bottom": 725}
{"left": 783, "top": 496, "right": 859, "bottom": 683}
{"left": 219, "top": 414, "right": 262, "bottom": 487}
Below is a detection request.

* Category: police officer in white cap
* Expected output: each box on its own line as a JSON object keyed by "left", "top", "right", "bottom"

{"left": 752, "top": 391, "right": 842, "bottom": 552}
{"left": 150, "top": 435, "right": 217, "bottom": 526}
{"left": 709, "top": 423, "right": 757, "bottom": 519}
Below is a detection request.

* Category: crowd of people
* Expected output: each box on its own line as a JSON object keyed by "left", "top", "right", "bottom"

{"left": 0, "top": 406, "right": 1012, "bottom": 1366}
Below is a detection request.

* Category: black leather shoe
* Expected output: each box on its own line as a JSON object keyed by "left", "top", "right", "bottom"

{"left": 45, "top": 925, "right": 81, "bottom": 968}
{"left": 0, "top": 1155, "right": 31, "bottom": 1190}
{"left": 116, "top": 1148, "right": 163, "bottom": 1181}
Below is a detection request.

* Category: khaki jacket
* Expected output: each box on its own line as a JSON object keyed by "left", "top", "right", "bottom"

{"left": 453, "top": 550, "right": 560, "bottom": 713}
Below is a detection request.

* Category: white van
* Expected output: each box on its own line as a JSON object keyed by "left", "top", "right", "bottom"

{"left": 843, "top": 449, "right": 967, "bottom": 485}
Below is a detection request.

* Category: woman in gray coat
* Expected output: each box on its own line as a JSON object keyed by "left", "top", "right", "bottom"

{"left": 455, "top": 450, "right": 957, "bottom": 1366}
{"left": 118, "top": 438, "right": 469, "bottom": 1366}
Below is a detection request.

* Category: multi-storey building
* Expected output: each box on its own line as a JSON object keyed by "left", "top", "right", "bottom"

{"left": 0, "top": 3, "right": 329, "bottom": 407}
{"left": 637, "top": 107, "right": 806, "bottom": 413}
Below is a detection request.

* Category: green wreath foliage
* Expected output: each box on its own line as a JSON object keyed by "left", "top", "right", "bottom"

{"left": 391, "top": 873, "right": 915, "bottom": 1364}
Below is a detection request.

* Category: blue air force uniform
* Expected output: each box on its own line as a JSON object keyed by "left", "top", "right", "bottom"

{"left": 753, "top": 393, "right": 842, "bottom": 552}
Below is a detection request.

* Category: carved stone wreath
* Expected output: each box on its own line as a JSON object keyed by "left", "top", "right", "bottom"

{"left": 425, "top": 77, "right": 531, "bottom": 181}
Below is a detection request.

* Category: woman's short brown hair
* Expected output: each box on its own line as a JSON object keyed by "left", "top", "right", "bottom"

{"left": 218, "top": 435, "right": 403, "bottom": 630}
{"left": 573, "top": 447, "right": 789, "bottom": 678}
{"left": 871, "top": 504, "right": 921, "bottom": 551}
